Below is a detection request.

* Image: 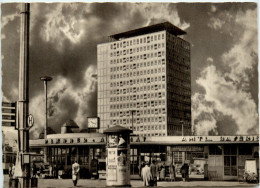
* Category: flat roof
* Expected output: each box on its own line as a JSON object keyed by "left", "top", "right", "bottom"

{"left": 30, "top": 135, "right": 259, "bottom": 147}
{"left": 109, "top": 22, "right": 186, "bottom": 40}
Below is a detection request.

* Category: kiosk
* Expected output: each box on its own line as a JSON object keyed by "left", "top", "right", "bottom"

{"left": 104, "top": 126, "right": 132, "bottom": 187}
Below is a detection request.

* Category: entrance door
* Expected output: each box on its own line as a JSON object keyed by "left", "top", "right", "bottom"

{"left": 224, "top": 145, "right": 237, "bottom": 178}
{"left": 130, "top": 148, "right": 139, "bottom": 175}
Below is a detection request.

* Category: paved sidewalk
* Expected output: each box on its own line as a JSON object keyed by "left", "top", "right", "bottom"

{"left": 3, "top": 175, "right": 259, "bottom": 188}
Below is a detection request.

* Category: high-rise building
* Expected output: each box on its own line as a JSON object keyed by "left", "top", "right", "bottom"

{"left": 97, "top": 22, "right": 191, "bottom": 136}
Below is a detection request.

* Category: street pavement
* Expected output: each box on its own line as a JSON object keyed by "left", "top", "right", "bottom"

{"left": 3, "top": 175, "right": 259, "bottom": 188}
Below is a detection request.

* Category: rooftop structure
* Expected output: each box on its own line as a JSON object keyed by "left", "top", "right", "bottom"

{"left": 109, "top": 22, "right": 186, "bottom": 41}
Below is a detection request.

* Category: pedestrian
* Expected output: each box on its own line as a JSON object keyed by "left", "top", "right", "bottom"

{"left": 181, "top": 163, "right": 189, "bottom": 181}
{"left": 204, "top": 162, "right": 208, "bottom": 180}
{"left": 139, "top": 161, "right": 145, "bottom": 177}
{"left": 141, "top": 163, "right": 152, "bottom": 187}
{"left": 53, "top": 164, "right": 58, "bottom": 178}
{"left": 72, "top": 160, "right": 80, "bottom": 186}
{"left": 32, "top": 163, "right": 37, "bottom": 178}
{"left": 11, "top": 164, "right": 15, "bottom": 178}
{"left": 150, "top": 160, "right": 158, "bottom": 186}
{"left": 9, "top": 163, "right": 13, "bottom": 178}
{"left": 169, "top": 163, "right": 176, "bottom": 181}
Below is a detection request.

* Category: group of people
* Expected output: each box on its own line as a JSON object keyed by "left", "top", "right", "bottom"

{"left": 141, "top": 160, "right": 158, "bottom": 187}
{"left": 140, "top": 160, "right": 190, "bottom": 186}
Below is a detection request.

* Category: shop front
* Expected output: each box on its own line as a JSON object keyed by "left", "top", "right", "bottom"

{"left": 130, "top": 135, "right": 259, "bottom": 181}
{"left": 30, "top": 133, "right": 106, "bottom": 179}
{"left": 30, "top": 134, "right": 259, "bottom": 181}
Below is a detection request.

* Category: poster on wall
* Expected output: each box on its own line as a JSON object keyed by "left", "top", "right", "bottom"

{"left": 107, "top": 165, "right": 117, "bottom": 181}
{"left": 245, "top": 159, "right": 257, "bottom": 174}
{"left": 118, "top": 134, "right": 127, "bottom": 148}
{"left": 108, "top": 148, "right": 117, "bottom": 165}
{"left": 108, "top": 135, "right": 118, "bottom": 148}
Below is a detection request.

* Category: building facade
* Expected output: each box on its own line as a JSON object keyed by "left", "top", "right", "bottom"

{"left": 30, "top": 134, "right": 259, "bottom": 180}
{"left": 97, "top": 22, "right": 191, "bottom": 136}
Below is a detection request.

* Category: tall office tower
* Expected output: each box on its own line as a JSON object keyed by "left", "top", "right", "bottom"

{"left": 97, "top": 22, "right": 191, "bottom": 136}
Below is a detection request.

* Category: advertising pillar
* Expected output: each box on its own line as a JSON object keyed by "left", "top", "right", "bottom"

{"left": 104, "top": 125, "right": 132, "bottom": 187}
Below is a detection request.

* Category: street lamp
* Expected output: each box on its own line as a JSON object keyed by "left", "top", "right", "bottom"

{"left": 40, "top": 76, "right": 52, "bottom": 139}
{"left": 180, "top": 120, "right": 184, "bottom": 136}
{"left": 131, "top": 110, "right": 136, "bottom": 132}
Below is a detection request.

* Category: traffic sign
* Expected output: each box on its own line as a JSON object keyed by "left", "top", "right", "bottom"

{"left": 27, "top": 114, "right": 34, "bottom": 127}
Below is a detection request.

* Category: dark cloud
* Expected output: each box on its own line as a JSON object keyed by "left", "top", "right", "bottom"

{"left": 1, "top": 3, "right": 258, "bottom": 137}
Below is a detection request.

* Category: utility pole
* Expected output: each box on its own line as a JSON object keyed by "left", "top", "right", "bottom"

{"left": 180, "top": 120, "right": 184, "bottom": 136}
{"left": 18, "top": 3, "right": 30, "bottom": 187}
{"left": 131, "top": 110, "right": 135, "bottom": 132}
{"left": 40, "top": 76, "right": 52, "bottom": 163}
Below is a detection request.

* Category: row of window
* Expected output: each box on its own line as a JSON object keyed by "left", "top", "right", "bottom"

{"left": 110, "top": 85, "right": 166, "bottom": 96}
{"left": 168, "top": 63, "right": 190, "bottom": 74}
{"left": 168, "top": 100, "right": 191, "bottom": 108}
{"left": 136, "top": 133, "right": 166, "bottom": 137}
{"left": 110, "top": 108, "right": 166, "bottom": 117}
{"left": 110, "top": 58, "right": 166, "bottom": 71}
{"left": 110, "top": 68, "right": 165, "bottom": 80}
{"left": 167, "top": 53, "right": 190, "bottom": 66}
{"left": 166, "top": 45, "right": 190, "bottom": 58}
{"left": 108, "top": 99, "right": 165, "bottom": 109}
{"left": 110, "top": 42, "right": 165, "bottom": 56}
{"left": 110, "top": 33, "right": 165, "bottom": 50}
{"left": 110, "top": 51, "right": 166, "bottom": 64}
{"left": 110, "top": 119, "right": 166, "bottom": 129}
{"left": 110, "top": 76, "right": 166, "bottom": 88}
{"left": 110, "top": 92, "right": 166, "bottom": 102}
{"left": 167, "top": 89, "right": 191, "bottom": 97}
{"left": 168, "top": 110, "right": 191, "bottom": 119}
{"left": 167, "top": 32, "right": 190, "bottom": 50}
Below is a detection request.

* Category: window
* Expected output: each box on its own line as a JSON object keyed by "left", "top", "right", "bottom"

{"left": 239, "top": 145, "right": 252, "bottom": 155}
{"left": 209, "top": 145, "right": 222, "bottom": 155}
{"left": 224, "top": 145, "right": 237, "bottom": 176}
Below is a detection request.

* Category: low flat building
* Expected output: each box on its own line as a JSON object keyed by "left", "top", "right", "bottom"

{"left": 30, "top": 134, "right": 259, "bottom": 181}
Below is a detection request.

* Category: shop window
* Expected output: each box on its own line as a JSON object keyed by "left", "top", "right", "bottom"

{"left": 224, "top": 145, "right": 237, "bottom": 176}
{"left": 209, "top": 145, "right": 222, "bottom": 155}
{"left": 239, "top": 145, "right": 252, "bottom": 155}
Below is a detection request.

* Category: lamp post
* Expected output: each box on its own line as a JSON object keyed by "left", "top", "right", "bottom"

{"left": 131, "top": 110, "right": 136, "bottom": 132}
{"left": 17, "top": 3, "right": 30, "bottom": 187}
{"left": 40, "top": 76, "right": 52, "bottom": 162}
{"left": 180, "top": 120, "right": 184, "bottom": 136}
{"left": 40, "top": 76, "right": 52, "bottom": 139}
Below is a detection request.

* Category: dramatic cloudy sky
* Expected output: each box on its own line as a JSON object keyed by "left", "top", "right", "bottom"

{"left": 1, "top": 2, "right": 258, "bottom": 138}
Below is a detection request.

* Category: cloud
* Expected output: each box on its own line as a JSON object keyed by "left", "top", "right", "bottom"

{"left": 207, "top": 57, "right": 213, "bottom": 63}
{"left": 193, "top": 8, "right": 258, "bottom": 135}
{"left": 211, "top": 5, "right": 217, "bottom": 13}
{"left": 208, "top": 17, "right": 225, "bottom": 30}
{"left": 30, "top": 66, "right": 97, "bottom": 138}
{"left": 2, "top": 3, "right": 190, "bottom": 138}
{"left": 1, "top": 12, "right": 18, "bottom": 29}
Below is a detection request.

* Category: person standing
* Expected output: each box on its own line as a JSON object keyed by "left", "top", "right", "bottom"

{"left": 9, "top": 164, "right": 13, "bottom": 178}
{"left": 150, "top": 160, "right": 158, "bottom": 186}
{"left": 72, "top": 160, "right": 80, "bottom": 186}
{"left": 139, "top": 161, "right": 145, "bottom": 177}
{"left": 181, "top": 163, "right": 189, "bottom": 182}
{"left": 141, "top": 163, "right": 152, "bottom": 187}
{"left": 169, "top": 163, "right": 176, "bottom": 181}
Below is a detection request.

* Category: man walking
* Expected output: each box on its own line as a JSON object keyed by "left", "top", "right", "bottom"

{"left": 141, "top": 163, "right": 152, "bottom": 186}
{"left": 150, "top": 160, "right": 158, "bottom": 186}
{"left": 72, "top": 160, "right": 80, "bottom": 186}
